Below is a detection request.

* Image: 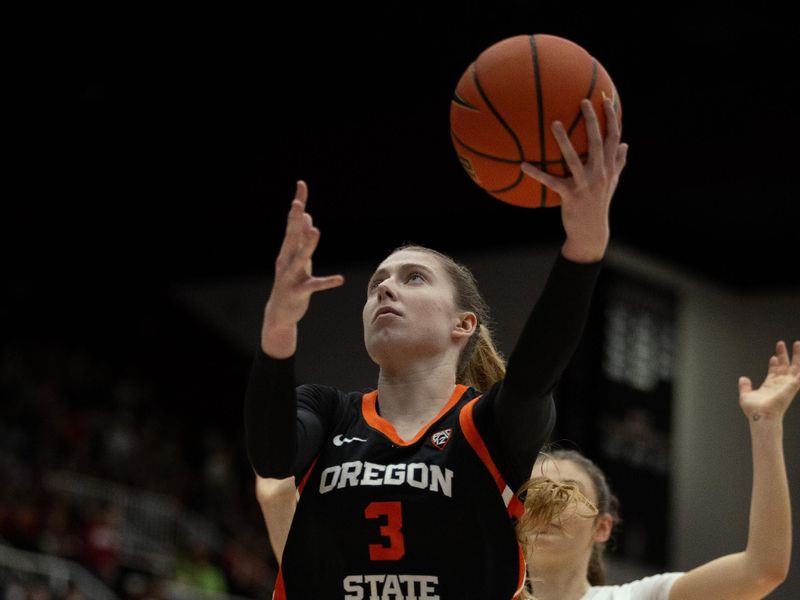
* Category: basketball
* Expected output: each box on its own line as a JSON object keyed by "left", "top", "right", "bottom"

{"left": 450, "top": 34, "right": 622, "bottom": 208}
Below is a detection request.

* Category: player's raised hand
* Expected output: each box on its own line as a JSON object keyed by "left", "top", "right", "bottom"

{"left": 521, "top": 98, "right": 628, "bottom": 263}
{"left": 739, "top": 340, "right": 800, "bottom": 421}
{"left": 262, "top": 181, "right": 344, "bottom": 356}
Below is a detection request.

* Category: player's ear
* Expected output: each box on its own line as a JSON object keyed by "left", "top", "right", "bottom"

{"left": 593, "top": 513, "right": 613, "bottom": 543}
{"left": 453, "top": 311, "right": 477, "bottom": 341}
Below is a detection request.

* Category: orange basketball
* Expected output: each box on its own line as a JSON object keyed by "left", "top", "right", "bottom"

{"left": 450, "top": 34, "right": 622, "bottom": 208}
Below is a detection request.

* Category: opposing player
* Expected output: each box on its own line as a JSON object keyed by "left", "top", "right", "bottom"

{"left": 520, "top": 340, "right": 797, "bottom": 600}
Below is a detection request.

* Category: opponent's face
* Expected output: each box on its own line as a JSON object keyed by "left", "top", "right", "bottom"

{"left": 362, "top": 249, "right": 470, "bottom": 367}
{"left": 526, "top": 458, "right": 611, "bottom": 562}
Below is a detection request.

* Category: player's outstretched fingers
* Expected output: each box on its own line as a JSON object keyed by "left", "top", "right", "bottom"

{"left": 603, "top": 98, "right": 622, "bottom": 172}
{"left": 521, "top": 161, "right": 568, "bottom": 197}
{"left": 294, "top": 180, "right": 309, "bottom": 209}
{"left": 306, "top": 274, "right": 345, "bottom": 294}
{"left": 775, "top": 340, "right": 789, "bottom": 365}
{"left": 616, "top": 144, "right": 629, "bottom": 172}
{"left": 738, "top": 376, "right": 753, "bottom": 396}
{"left": 293, "top": 226, "right": 321, "bottom": 267}
{"left": 551, "top": 120, "right": 584, "bottom": 181}
{"left": 581, "top": 99, "right": 604, "bottom": 170}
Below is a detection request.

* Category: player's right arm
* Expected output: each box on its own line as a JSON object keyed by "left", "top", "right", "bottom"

{"left": 261, "top": 180, "right": 344, "bottom": 358}
{"left": 245, "top": 181, "right": 344, "bottom": 478}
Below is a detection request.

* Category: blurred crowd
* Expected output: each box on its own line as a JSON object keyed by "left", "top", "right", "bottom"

{"left": 1, "top": 287, "right": 276, "bottom": 599}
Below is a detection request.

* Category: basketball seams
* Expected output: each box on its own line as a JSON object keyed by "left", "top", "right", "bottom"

{"left": 487, "top": 171, "right": 525, "bottom": 195}
{"left": 449, "top": 34, "right": 620, "bottom": 208}
{"left": 566, "top": 60, "right": 598, "bottom": 138}
{"left": 529, "top": 35, "right": 549, "bottom": 207}
{"left": 450, "top": 131, "right": 521, "bottom": 164}
{"left": 452, "top": 130, "right": 588, "bottom": 166}
{"left": 452, "top": 90, "right": 479, "bottom": 111}
{"left": 560, "top": 60, "right": 599, "bottom": 180}
{"left": 471, "top": 62, "right": 525, "bottom": 167}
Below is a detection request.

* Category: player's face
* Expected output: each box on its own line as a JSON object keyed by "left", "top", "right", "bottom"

{"left": 526, "top": 458, "right": 607, "bottom": 563}
{"left": 362, "top": 249, "right": 465, "bottom": 368}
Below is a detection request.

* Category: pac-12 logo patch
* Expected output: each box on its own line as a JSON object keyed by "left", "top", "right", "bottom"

{"left": 431, "top": 428, "right": 453, "bottom": 450}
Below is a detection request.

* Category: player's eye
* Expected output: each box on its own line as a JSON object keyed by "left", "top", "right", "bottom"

{"left": 406, "top": 272, "right": 425, "bottom": 283}
{"left": 368, "top": 274, "right": 391, "bottom": 292}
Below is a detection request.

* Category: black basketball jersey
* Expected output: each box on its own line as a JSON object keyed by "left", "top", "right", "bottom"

{"left": 274, "top": 384, "right": 526, "bottom": 600}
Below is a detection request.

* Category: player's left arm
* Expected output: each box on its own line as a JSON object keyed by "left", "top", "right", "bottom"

{"left": 492, "top": 99, "right": 628, "bottom": 483}
{"left": 668, "top": 341, "right": 797, "bottom": 600}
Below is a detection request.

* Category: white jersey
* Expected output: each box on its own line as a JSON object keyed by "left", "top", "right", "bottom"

{"left": 582, "top": 573, "right": 683, "bottom": 600}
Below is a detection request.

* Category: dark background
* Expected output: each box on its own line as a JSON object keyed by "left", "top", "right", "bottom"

{"left": 9, "top": 3, "right": 799, "bottom": 290}
{"left": 3, "top": 6, "right": 798, "bottom": 595}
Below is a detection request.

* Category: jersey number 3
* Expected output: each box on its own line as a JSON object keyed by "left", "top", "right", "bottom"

{"left": 364, "top": 501, "right": 405, "bottom": 561}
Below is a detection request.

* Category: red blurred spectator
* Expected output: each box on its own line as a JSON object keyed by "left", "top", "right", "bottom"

{"left": 81, "top": 504, "right": 122, "bottom": 586}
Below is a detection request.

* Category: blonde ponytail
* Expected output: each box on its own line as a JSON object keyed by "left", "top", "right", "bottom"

{"left": 461, "top": 323, "right": 506, "bottom": 391}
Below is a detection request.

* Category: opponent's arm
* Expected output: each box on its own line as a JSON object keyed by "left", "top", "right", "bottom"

{"left": 668, "top": 340, "right": 797, "bottom": 600}
{"left": 255, "top": 476, "right": 297, "bottom": 565}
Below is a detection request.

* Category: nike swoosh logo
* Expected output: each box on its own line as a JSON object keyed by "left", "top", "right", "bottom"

{"left": 333, "top": 434, "right": 368, "bottom": 447}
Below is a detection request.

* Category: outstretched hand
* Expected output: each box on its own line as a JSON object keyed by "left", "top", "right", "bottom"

{"left": 521, "top": 97, "right": 629, "bottom": 263}
{"left": 739, "top": 340, "right": 800, "bottom": 421}
{"left": 262, "top": 181, "right": 344, "bottom": 354}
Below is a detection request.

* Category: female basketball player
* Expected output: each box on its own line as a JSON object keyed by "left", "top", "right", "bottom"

{"left": 519, "top": 340, "right": 797, "bottom": 600}
{"left": 245, "top": 98, "right": 628, "bottom": 598}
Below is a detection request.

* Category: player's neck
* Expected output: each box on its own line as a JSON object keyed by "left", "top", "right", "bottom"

{"left": 529, "top": 555, "right": 591, "bottom": 600}
{"left": 376, "top": 362, "right": 458, "bottom": 441}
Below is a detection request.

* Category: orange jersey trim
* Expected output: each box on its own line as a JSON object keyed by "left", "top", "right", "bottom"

{"left": 296, "top": 455, "right": 320, "bottom": 497}
{"left": 459, "top": 397, "right": 524, "bottom": 519}
{"left": 361, "top": 384, "right": 469, "bottom": 446}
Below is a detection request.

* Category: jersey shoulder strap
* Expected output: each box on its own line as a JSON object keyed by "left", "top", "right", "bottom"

{"left": 459, "top": 396, "right": 524, "bottom": 518}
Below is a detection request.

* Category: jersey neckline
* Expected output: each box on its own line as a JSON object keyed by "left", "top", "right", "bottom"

{"left": 361, "top": 384, "right": 470, "bottom": 446}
